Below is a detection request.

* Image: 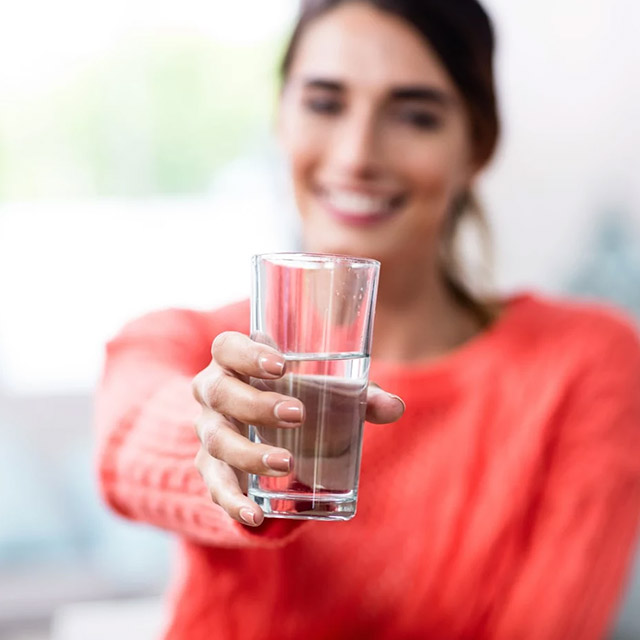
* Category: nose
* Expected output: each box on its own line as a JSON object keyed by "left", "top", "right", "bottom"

{"left": 329, "top": 106, "right": 384, "bottom": 180}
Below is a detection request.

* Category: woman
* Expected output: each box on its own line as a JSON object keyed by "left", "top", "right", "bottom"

{"left": 95, "top": 1, "right": 640, "bottom": 638}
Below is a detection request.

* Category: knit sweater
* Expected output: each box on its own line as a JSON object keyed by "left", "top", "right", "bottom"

{"left": 95, "top": 293, "right": 640, "bottom": 640}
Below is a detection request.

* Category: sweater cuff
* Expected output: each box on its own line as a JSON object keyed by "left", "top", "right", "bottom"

{"left": 132, "top": 375, "right": 308, "bottom": 547}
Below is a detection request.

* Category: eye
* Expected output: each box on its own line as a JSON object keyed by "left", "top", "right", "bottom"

{"left": 304, "top": 97, "right": 343, "bottom": 115}
{"left": 395, "top": 109, "right": 442, "bottom": 130}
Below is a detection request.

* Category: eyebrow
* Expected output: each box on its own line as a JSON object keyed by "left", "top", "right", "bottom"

{"left": 303, "top": 78, "right": 343, "bottom": 92}
{"left": 302, "top": 78, "right": 452, "bottom": 105}
{"left": 391, "top": 86, "right": 451, "bottom": 105}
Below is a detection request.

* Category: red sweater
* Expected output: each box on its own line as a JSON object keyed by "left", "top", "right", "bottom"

{"left": 95, "top": 294, "right": 640, "bottom": 640}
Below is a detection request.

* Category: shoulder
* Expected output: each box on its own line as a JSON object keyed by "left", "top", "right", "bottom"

{"left": 502, "top": 293, "right": 640, "bottom": 368}
{"left": 111, "top": 299, "right": 251, "bottom": 346}
{"left": 500, "top": 296, "right": 640, "bottom": 466}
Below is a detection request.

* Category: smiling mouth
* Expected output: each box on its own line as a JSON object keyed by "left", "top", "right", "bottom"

{"left": 316, "top": 187, "right": 407, "bottom": 226}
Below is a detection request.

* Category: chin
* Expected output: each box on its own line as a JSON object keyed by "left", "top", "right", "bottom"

{"left": 300, "top": 208, "right": 413, "bottom": 263}
{"left": 302, "top": 233, "right": 393, "bottom": 263}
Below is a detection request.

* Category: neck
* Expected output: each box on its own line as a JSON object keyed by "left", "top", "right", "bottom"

{"left": 371, "top": 255, "right": 480, "bottom": 363}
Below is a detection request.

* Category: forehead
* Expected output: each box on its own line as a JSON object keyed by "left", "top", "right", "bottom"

{"left": 287, "top": 3, "right": 456, "bottom": 94}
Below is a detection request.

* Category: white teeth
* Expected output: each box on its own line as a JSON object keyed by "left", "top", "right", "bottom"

{"left": 326, "top": 190, "right": 391, "bottom": 215}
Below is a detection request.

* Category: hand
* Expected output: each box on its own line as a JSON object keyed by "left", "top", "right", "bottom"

{"left": 192, "top": 331, "right": 405, "bottom": 527}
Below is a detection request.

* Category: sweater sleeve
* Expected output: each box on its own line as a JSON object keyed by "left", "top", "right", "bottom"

{"left": 94, "top": 308, "right": 303, "bottom": 549}
{"left": 491, "top": 317, "right": 640, "bottom": 640}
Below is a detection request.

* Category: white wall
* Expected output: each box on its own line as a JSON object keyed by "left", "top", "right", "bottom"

{"left": 482, "top": 0, "right": 640, "bottom": 290}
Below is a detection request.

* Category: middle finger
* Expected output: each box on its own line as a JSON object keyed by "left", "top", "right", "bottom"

{"left": 197, "top": 411, "right": 293, "bottom": 476}
{"left": 204, "top": 374, "right": 305, "bottom": 429}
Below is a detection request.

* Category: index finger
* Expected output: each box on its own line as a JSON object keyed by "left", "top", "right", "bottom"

{"left": 212, "top": 331, "right": 286, "bottom": 379}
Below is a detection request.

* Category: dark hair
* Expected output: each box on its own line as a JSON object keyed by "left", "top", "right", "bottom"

{"left": 280, "top": 0, "right": 501, "bottom": 326}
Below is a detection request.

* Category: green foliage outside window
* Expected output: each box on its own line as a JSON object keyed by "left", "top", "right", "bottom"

{"left": 0, "top": 34, "right": 282, "bottom": 201}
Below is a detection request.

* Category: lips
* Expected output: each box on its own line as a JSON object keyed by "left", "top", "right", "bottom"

{"left": 316, "top": 186, "right": 406, "bottom": 227}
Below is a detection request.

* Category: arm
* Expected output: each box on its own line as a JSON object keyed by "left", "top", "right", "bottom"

{"left": 94, "top": 309, "right": 303, "bottom": 549}
{"left": 491, "top": 321, "right": 640, "bottom": 639}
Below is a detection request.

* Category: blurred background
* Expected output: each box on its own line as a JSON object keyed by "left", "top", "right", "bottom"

{"left": 0, "top": 0, "right": 639, "bottom": 638}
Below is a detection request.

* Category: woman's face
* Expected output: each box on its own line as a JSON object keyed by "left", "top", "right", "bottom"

{"left": 277, "top": 3, "right": 478, "bottom": 265}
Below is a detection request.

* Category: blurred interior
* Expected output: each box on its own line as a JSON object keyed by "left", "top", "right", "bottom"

{"left": 1, "top": 0, "right": 639, "bottom": 638}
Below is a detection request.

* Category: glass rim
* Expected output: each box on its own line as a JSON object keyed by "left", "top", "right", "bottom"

{"left": 253, "top": 252, "right": 380, "bottom": 269}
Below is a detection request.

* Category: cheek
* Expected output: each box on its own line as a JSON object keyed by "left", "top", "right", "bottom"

{"left": 388, "top": 137, "right": 471, "bottom": 245}
{"left": 397, "top": 137, "right": 470, "bottom": 202}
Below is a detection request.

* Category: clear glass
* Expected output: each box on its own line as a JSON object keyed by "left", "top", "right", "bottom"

{"left": 248, "top": 253, "right": 380, "bottom": 520}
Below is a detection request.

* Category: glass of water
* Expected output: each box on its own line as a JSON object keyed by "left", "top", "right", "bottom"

{"left": 248, "top": 252, "right": 380, "bottom": 521}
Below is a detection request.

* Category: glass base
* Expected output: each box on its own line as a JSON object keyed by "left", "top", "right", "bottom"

{"left": 249, "top": 489, "right": 357, "bottom": 521}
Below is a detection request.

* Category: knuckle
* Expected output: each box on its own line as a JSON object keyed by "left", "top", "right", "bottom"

{"left": 243, "top": 392, "right": 264, "bottom": 418}
{"left": 193, "top": 412, "right": 208, "bottom": 442}
{"left": 193, "top": 447, "right": 208, "bottom": 474}
{"left": 208, "top": 486, "right": 222, "bottom": 507}
{"left": 203, "top": 421, "right": 224, "bottom": 459}
{"left": 245, "top": 404, "right": 274, "bottom": 430}
{"left": 211, "top": 331, "right": 231, "bottom": 359}
{"left": 203, "top": 374, "right": 225, "bottom": 410}
{"left": 191, "top": 374, "right": 203, "bottom": 403}
{"left": 236, "top": 448, "right": 263, "bottom": 475}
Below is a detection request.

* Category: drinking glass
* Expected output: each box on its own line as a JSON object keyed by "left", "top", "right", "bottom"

{"left": 248, "top": 253, "right": 380, "bottom": 520}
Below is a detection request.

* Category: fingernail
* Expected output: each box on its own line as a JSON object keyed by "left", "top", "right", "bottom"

{"left": 259, "top": 353, "right": 285, "bottom": 376}
{"left": 274, "top": 400, "right": 304, "bottom": 423}
{"left": 389, "top": 393, "right": 406, "bottom": 411}
{"left": 239, "top": 508, "right": 256, "bottom": 526}
{"left": 263, "top": 452, "right": 292, "bottom": 473}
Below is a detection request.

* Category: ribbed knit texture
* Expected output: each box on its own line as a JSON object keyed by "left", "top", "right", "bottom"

{"left": 94, "top": 294, "right": 640, "bottom": 640}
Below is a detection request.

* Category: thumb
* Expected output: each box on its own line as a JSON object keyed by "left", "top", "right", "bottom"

{"left": 365, "top": 382, "right": 405, "bottom": 424}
